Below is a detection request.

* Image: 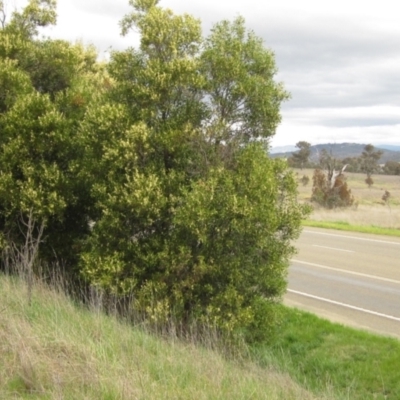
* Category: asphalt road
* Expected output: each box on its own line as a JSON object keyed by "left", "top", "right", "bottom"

{"left": 285, "top": 227, "right": 400, "bottom": 338}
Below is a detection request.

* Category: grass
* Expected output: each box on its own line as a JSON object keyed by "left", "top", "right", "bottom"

{"left": 294, "top": 169, "right": 400, "bottom": 233}
{"left": 302, "top": 219, "right": 400, "bottom": 237}
{"left": 253, "top": 307, "right": 400, "bottom": 400}
{"left": 0, "top": 274, "right": 326, "bottom": 400}
{"left": 3, "top": 274, "right": 400, "bottom": 399}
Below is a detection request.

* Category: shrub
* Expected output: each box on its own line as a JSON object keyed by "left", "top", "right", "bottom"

{"left": 81, "top": 145, "right": 308, "bottom": 343}
{"left": 300, "top": 175, "right": 310, "bottom": 186}
{"left": 311, "top": 169, "right": 354, "bottom": 209}
{"left": 365, "top": 176, "right": 374, "bottom": 188}
{"left": 382, "top": 190, "right": 391, "bottom": 204}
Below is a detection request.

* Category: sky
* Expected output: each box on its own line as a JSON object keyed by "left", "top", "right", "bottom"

{"left": 9, "top": 0, "right": 400, "bottom": 148}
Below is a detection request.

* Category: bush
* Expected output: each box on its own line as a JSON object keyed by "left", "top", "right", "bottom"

{"left": 81, "top": 145, "right": 308, "bottom": 342}
{"left": 365, "top": 176, "right": 374, "bottom": 188}
{"left": 311, "top": 169, "right": 354, "bottom": 209}
{"left": 300, "top": 175, "right": 310, "bottom": 186}
{"left": 382, "top": 190, "right": 391, "bottom": 204}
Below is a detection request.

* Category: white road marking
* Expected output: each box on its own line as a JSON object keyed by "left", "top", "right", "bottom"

{"left": 312, "top": 245, "right": 354, "bottom": 253}
{"left": 304, "top": 229, "right": 400, "bottom": 245}
{"left": 287, "top": 289, "right": 400, "bottom": 322}
{"left": 291, "top": 259, "right": 400, "bottom": 285}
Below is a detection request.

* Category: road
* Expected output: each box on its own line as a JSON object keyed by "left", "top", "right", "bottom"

{"left": 285, "top": 227, "right": 400, "bottom": 338}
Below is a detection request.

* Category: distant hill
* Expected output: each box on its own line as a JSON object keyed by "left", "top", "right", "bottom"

{"left": 270, "top": 145, "right": 297, "bottom": 154}
{"left": 271, "top": 143, "right": 400, "bottom": 163}
{"left": 376, "top": 144, "right": 400, "bottom": 152}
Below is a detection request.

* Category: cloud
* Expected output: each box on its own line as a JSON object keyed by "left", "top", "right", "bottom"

{"left": 273, "top": 121, "right": 400, "bottom": 147}
{"left": 12, "top": 0, "right": 400, "bottom": 146}
{"left": 68, "top": 0, "right": 130, "bottom": 19}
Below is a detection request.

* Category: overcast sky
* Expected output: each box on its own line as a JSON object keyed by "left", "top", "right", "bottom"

{"left": 11, "top": 0, "right": 400, "bottom": 148}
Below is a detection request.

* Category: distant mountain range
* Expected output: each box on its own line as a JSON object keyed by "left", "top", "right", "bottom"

{"left": 270, "top": 143, "right": 400, "bottom": 163}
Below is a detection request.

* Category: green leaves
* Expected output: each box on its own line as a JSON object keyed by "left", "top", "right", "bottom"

{"left": 78, "top": 2, "right": 305, "bottom": 342}
{"left": 0, "top": 92, "right": 68, "bottom": 218}
{"left": 1, "top": 0, "right": 307, "bottom": 343}
{"left": 360, "top": 144, "right": 383, "bottom": 183}
{"left": 201, "top": 17, "right": 289, "bottom": 145}
{"left": 2, "top": 0, "right": 56, "bottom": 38}
{"left": 0, "top": 58, "right": 33, "bottom": 112}
{"left": 0, "top": 23, "right": 99, "bottom": 266}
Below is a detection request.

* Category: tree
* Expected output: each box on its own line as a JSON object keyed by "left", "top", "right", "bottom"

{"left": 0, "top": 1, "right": 102, "bottom": 272}
{"left": 79, "top": 0, "right": 307, "bottom": 342}
{"left": 383, "top": 160, "right": 400, "bottom": 176}
{"left": 1, "top": 0, "right": 56, "bottom": 38}
{"left": 341, "top": 156, "right": 361, "bottom": 173}
{"left": 200, "top": 16, "right": 289, "bottom": 149}
{"left": 360, "top": 144, "right": 383, "bottom": 187}
{"left": 311, "top": 149, "right": 353, "bottom": 208}
{"left": 290, "top": 141, "right": 311, "bottom": 169}
{"left": 0, "top": 0, "right": 308, "bottom": 343}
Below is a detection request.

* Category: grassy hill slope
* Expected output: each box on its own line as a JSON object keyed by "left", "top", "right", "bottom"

{"left": 0, "top": 274, "right": 324, "bottom": 400}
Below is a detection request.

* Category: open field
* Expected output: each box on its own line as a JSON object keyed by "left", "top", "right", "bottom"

{"left": 294, "top": 169, "right": 400, "bottom": 229}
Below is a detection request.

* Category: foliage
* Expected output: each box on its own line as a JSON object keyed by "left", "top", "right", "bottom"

{"left": 383, "top": 160, "right": 400, "bottom": 175}
{"left": 81, "top": 0, "right": 305, "bottom": 342}
{"left": 1, "top": 0, "right": 56, "bottom": 38}
{"left": 0, "top": 0, "right": 307, "bottom": 343}
{"left": 382, "top": 190, "right": 391, "bottom": 204}
{"left": 81, "top": 143, "right": 306, "bottom": 341}
{"left": 341, "top": 156, "right": 361, "bottom": 173}
{"left": 365, "top": 176, "right": 374, "bottom": 188}
{"left": 0, "top": 2, "right": 102, "bottom": 268}
{"left": 290, "top": 141, "right": 311, "bottom": 169}
{"left": 300, "top": 174, "right": 310, "bottom": 186}
{"left": 200, "top": 16, "right": 289, "bottom": 148}
{"left": 310, "top": 148, "right": 354, "bottom": 208}
{"left": 311, "top": 168, "right": 354, "bottom": 209}
{"left": 360, "top": 144, "right": 383, "bottom": 187}
{"left": 317, "top": 148, "right": 339, "bottom": 173}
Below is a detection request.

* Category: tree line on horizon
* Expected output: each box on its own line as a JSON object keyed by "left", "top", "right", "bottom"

{"left": 288, "top": 141, "right": 400, "bottom": 176}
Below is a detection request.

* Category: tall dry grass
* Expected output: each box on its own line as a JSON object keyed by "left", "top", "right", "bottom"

{"left": 295, "top": 169, "right": 400, "bottom": 229}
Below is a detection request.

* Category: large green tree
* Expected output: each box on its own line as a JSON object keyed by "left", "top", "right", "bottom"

{"left": 80, "top": 0, "right": 307, "bottom": 342}
{"left": 1, "top": 0, "right": 308, "bottom": 342}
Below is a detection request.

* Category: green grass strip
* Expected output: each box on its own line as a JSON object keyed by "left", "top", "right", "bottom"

{"left": 303, "top": 219, "right": 400, "bottom": 238}
{"left": 253, "top": 306, "right": 400, "bottom": 400}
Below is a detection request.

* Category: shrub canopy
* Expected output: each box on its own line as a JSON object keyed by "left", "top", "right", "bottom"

{"left": 0, "top": 0, "right": 308, "bottom": 342}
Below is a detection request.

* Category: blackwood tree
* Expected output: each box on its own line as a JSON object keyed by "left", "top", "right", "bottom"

{"left": 79, "top": 0, "right": 308, "bottom": 342}
{"left": 1, "top": 0, "right": 309, "bottom": 343}
{"left": 0, "top": 0, "right": 102, "bottom": 272}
